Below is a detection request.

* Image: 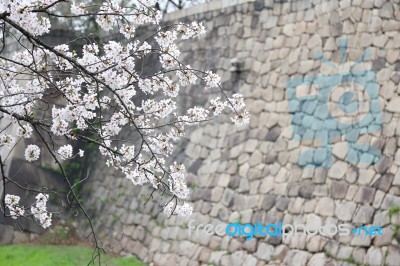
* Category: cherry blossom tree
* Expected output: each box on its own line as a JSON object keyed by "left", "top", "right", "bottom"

{"left": 0, "top": 0, "right": 248, "bottom": 262}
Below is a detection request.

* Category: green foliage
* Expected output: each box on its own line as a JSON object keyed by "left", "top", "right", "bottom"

{"left": 190, "top": 183, "right": 198, "bottom": 189}
{"left": 345, "top": 255, "right": 355, "bottom": 264}
{"left": 389, "top": 206, "right": 400, "bottom": 217}
{"left": 0, "top": 245, "right": 146, "bottom": 266}
{"left": 392, "top": 224, "right": 400, "bottom": 240}
{"left": 325, "top": 251, "right": 333, "bottom": 258}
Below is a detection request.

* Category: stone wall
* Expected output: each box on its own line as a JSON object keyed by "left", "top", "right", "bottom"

{"left": 81, "top": 0, "right": 400, "bottom": 265}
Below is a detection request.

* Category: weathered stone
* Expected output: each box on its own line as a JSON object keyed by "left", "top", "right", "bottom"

{"left": 373, "top": 210, "right": 390, "bottom": 226}
{"left": 299, "top": 181, "right": 315, "bottom": 199}
{"left": 343, "top": 20, "right": 355, "bottom": 34}
{"left": 373, "top": 226, "right": 392, "bottom": 246}
{"left": 260, "top": 194, "right": 276, "bottom": 210}
{"left": 272, "top": 244, "right": 288, "bottom": 260}
{"left": 335, "top": 201, "right": 357, "bottom": 221}
{"left": 324, "top": 240, "right": 339, "bottom": 256}
{"left": 352, "top": 247, "right": 366, "bottom": 264}
{"left": 288, "top": 197, "right": 304, "bottom": 214}
{"left": 249, "top": 150, "right": 263, "bottom": 167}
{"left": 315, "top": 198, "right": 335, "bottom": 217}
{"left": 382, "top": 20, "right": 400, "bottom": 32}
{"left": 332, "top": 142, "right": 347, "bottom": 160}
{"left": 244, "top": 139, "right": 259, "bottom": 152}
{"left": 380, "top": 3, "right": 394, "bottom": 18}
{"left": 289, "top": 251, "right": 311, "bottom": 266}
{"left": 304, "top": 199, "right": 317, "bottom": 213}
{"left": 364, "top": 247, "right": 383, "bottom": 266}
{"left": 307, "top": 34, "right": 322, "bottom": 49}
{"left": 372, "top": 174, "right": 394, "bottom": 192}
{"left": 328, "top": 161, "right": 347, "bottom": 179}
{"left": 354, "top": 186, "right": 376, "bottom": 204}
{"left": 306, "top": 236, "right": 323, "bottom": 252}
{"left": 351, "top": 233, "right": 371, "bottom": 247}
{"left": 358, "top": 169, "right": 375, "bottom": 185}
{"left": 308, "top": 253, "right": 327, "bottom": 266}
{"left": 386, "top": 246, "right": 400, "bottom": 266}
{"left": 0, "top": 224, "right": 13, "bottom": 244}
{"left": 372, "top": 57, "right": 386, "bottom": 71}
{"left": 381, "top": 194, "right": 400, "bottom": 209}
{"left": 259, "top": 176, "right": 274, "bottom": 194}
{"left": 386, "top": 97, "right": 400, "bottom": 112}
{"left": 331, "top": 181, "right": 348, "bottom": 199}
{"left": 353, "top": 205, "right": 375, "bottom": 224}
{"left": 255, "top": 243, "right": 274, "bottom": 261}
{"left": 337, "top": 245, "right": 353, "bottom": 260}
{"left": 276, "top": 196, "right": 290, "bottom": 211}
{"left": 370, "top": 16, "right": 382, "bottom": 32}
{"left": 12, "top": 231, "right": 29, "bottom": 244}
{"left": 275, "top": 168, "right": 290, "bottom": 183}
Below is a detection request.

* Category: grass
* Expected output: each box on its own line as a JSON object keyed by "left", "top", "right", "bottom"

{"left": 389, "top": 206, "right": 400, "bottom": 217}
{"left": 0, "top": 245, "right": 146, "bottom": 266}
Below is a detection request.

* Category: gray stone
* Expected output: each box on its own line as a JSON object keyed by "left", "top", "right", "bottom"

{"left": 337, "top": 246, "right": 353, "bottom": 260}
{"left": 351, "top": 233, "right": 371, "bottom": 247}
{"left": 243, "top": 255, "right": 257, "bottom": 266}
{"left": 288, "top": 197, "right": 304, "bottom": 214}
{"left": 324, "top": 240, "right": 339, "bottom": 256}
{"left": 307, "top": 34, "right": 322, "bottom": 49}
{"left": 331, "top": 181, "right": 348, "bottom": 199}
{"left": 372, "top": 174, "right": 394, "bottom": 192}
{"left": 266, "top": 126, "right": 281, "bottom": 141}
{"left": 354, "top": 186, "right": 376, "bottom": 204}
{"left": 289, "top": 251, "right": 311, "bottom": 266}
{"left": 358, "top": 169, "right": 375, "bottom": 185}
{"left": 386, "top": 246, "right": 400, "bottom": 266}
{"left": 353, "top": 205, "right": 375, "bottom": 224}
{"left": 272, "top": 244, "right": 288, "bottom": 260}
{"left": 276, "top": 197, "right": 290, "bottom": 211}
{"left": 335, "top": 201, "right": 357, "bottom": 221}
{"left": 372, "top": 57, "right": 386, "bottom": 71}
{"left": 381, "top": 194, "right": 400, "bottom": 209}
{"left": 352, "top": 248, "right": 366, "bottom": 264}
{"left": 373, "top": 210, "right": 390, "bottom": 226}
{"left": 364, "top": 247, "right": 383, "bottom": 266}
{"left": 373, "top": 226, "right": 392, "bottom": 246}
{"left": 0, "top": 224, "right": 13, "bottom": 244}
{"left": 12, "top": 231, "right": 29, "bottom": 244}
{"left": 306, "top": 236, "right": 323, "bottom": 252}
{"left": 221, "top": 188, "right": 235, "bottom": 207}
{"left": 332, "top": 142, "right": 348, "bottom": 160}
{"left": 210, "top": 250, "right": 227, "bottom": 265}
{"left": 260, "top": 194, "right": 276, "bottom": 210}
{"left": 244, "top": 139, "right": 259, "bottom": 153}
{"left": 315, "top": 197, "right": 335, "bottom": 217}
{"left": 380, "top": 3, "right": 394, "bottom": 18}
{"left": 255, "top": 243, "right": 274, "bottom": 260}
{"left": 328, "top": 161, "right": 347, "bottom": 179}
{"left": 382, "top": 20, "right": 400, "bottom": 32}
{"left": 386, "top": 97, "right": 400, "bottom": 112}
{"left": 308, "top": 253, "right": 327, "bottom": 266}
{"left": 299, "top": 181, "right": 315, "bottom": 199}
{"left": 249, "top": 150, "right": 263, "bottom": 167}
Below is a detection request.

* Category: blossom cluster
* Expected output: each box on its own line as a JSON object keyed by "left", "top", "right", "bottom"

{"left": 5, "top": 194, "right": 24, "bottom": 219}
{"left": 0, "top": 0, "right": 250, "bottom": 220}
{"left": 5, "top": 193, "right": 51, "bottom": 228}
{"left": 31, "top": 193, "right": 52, "bottom": 229}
